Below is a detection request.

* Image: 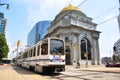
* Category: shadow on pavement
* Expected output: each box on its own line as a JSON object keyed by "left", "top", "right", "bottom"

{"left": 12, "top": 66, "right": 37, "bottom": 75}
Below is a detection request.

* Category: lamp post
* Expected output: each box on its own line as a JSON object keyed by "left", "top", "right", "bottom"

{"left": 0, "top": 2, "right": 9, "bottom": 9}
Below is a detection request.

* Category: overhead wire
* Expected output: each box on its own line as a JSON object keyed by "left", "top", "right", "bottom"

{"left": 93, "top": 5, "right": 119, "bottom": 20}
{"left": 67, "top": 0, "right": 87, "bottom": 14}
{"left": 64, "top": 0, "right": 117, "bottom": 25}
{"left": 76, "top": 0, "right": 87, "bottom": 8}
{"left": 65, "top": 0, "right": 74, "bottom": 6}
{"left": 98, "top": 16, "right": 118, "bottom": 25}
{"left": 75, "top": 0, "right": 118, "bottom": 25}
{"left": 65, "top": 0, "right": 87, "bottom": 7}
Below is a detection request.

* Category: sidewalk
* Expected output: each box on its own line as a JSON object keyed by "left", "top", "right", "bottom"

{"left": 0, "top": 64, "right": 48, "bottom": 80}
{"left": 65, "top": 65, "right": 120, "bottom": 73}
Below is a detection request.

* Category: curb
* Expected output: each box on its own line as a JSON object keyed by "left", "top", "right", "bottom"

{"left": 79, "top": 69, "right": 120, "bottom": 73}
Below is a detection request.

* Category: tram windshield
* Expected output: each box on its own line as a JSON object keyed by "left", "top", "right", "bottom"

{"left": 50, "top": 39, "right": 64, "bottom": 55}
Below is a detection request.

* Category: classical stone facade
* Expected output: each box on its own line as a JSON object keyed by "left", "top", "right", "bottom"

{"left": 45, "top": 5, "right": 101, "bottom": 65}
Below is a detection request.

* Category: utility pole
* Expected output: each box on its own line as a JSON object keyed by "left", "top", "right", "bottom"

{"left": 118, "top": 0, "right": 120, "bottom": 34}
{"left": 17, "top": 40, "right": 20, "bottom": 60}
{"left": 15, "top": 40, "right": 20, "bottom": 69}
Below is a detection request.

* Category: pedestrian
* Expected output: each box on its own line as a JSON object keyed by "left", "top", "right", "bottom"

{"left": 76, "top": 61, "right": 80, "bottom": 68}
{"left": 105, "top": 60, "right": 110, "bottom": 67}
{"left": 86, "top": 61, "right": 88, "bottom": 68}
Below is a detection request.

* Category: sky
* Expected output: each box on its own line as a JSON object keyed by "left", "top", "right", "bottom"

{"left": 0, "top": 0, "right": 120, "bottom": 58}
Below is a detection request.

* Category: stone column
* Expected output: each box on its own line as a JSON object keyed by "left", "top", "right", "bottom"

{"left": 78, "top": 34, "right": 82, "bottom": 61}
{"left": 96, "top": 38, "right": 100, "bottom": 65}
{"left": 92, "top": 37, "right": 100, "bottom": 65}
{"left": 70, "top": 32, "right": 74, "bottom": 65}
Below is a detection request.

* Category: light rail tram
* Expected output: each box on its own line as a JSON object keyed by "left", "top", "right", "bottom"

{"left": 16, "top": 37, "right": 65, "bottom": 73}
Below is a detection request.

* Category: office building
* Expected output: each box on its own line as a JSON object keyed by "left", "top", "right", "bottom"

{"left": 0, "top": 12, "right": 7, "bottom": 35}
{"left": 27, "top": 21, "right": 51, "bottom": 46}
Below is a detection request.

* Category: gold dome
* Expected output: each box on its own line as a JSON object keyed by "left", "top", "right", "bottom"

{"left": 60, "top": 4, "right": 80, "bottom": 12}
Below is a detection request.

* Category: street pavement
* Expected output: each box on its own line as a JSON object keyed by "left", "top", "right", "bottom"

{"left": 0, "top": 64, "right": 120, "bottom": 80}
{"left": 42, "top": 65, "right": 120, "bottom": 80}
{"left": 66, "top": 64, "right": 120, "bottom": 73}
{"left": 0, "top": 64, "right": 48, "bottom": 80}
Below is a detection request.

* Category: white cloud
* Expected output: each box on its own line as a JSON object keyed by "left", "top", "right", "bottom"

{"left": 26, "top": 0, "right": 69, "bottom": 29}
{"left": 14, "top": 0, "right": 84, "bottom": 29}
{"left": 13, "top": 0, "right": 85, "bottom": 41}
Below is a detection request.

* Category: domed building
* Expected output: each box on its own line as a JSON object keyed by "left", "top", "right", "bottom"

{"left": 45, "top": 4, "right": 101, "bottom": 66}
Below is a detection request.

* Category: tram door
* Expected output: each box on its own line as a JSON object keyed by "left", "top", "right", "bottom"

{"left": 65, "top": 46, "right": 71, "bottom": 65}
{"left": 66, "top": 53, "right": 71, "bottom": 65}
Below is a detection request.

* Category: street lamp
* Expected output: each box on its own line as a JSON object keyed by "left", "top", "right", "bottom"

{"left": 0, "top": 3, "right": 10, "bottom": 9}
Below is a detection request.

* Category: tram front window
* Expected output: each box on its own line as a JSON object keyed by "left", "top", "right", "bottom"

{"left": 50, "top": 39, "right": 64, "bottom": 55}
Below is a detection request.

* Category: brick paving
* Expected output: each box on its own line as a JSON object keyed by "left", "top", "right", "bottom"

{"left": 0, "top": 64, "right": 48, "bottom": 80}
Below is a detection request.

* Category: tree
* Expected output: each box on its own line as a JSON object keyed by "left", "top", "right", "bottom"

{"left": 0, "top": 34, "right": 9, "bottom": 61}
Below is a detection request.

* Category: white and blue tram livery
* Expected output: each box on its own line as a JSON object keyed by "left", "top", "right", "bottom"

{"left": 17, "top": 37, "right": 65, "bottom": 73}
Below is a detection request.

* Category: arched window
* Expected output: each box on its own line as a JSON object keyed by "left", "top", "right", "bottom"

{"left": 81, "top": 38, "right": 91, "bottom": 60}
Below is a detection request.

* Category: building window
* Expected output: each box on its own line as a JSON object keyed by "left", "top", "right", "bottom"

{"left": 64, "top": 14, "right": 69, "bottom": 20}
{"left": 81, "top": 38, "right": 91, "bottom": 60}
{"left": 65, "top": 37, "right": 69, "bottom": 42}
{"left": 65, "top": 46, "right": 70, "bottom": 52}
{"left": 33, "top": 47, "right": 36, "bottom": 56}
{"left": 37, "top": 45, "right": 40, "bottom": 56}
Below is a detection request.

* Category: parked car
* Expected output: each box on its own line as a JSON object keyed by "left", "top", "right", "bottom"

{"left": 105, "top": 63, "right": 120, "bottom": 67}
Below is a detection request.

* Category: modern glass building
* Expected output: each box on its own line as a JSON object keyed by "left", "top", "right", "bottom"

{"left": 27, "top": 21, "right": 51, "bottom": 46}
{"left": 0, "top": 12, "right": 7, "bottom": 35}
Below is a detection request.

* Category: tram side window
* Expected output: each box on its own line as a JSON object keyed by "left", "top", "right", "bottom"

{"left": 27, "top": 51, "right": 29, "bottom": 58}
{"left": 18, "top": 56, "right": 20, "bottom": 60}
{"left": 29, "top": 50, "right": 31, "bottom": 57}
{"left": 23, "top": 52, "right": 27, "bottom": 58}
{"left": 20, "top": 55, "right": 23, "bottom": 59}
{"left": 37, "top": 45, "right": 40, "bottom": 56}
{"left": 26, "top": 51, "right": 28, "bottom": 58}
{"left": 41, "top": 44, "right": 48, "bottom": 55}
{"left": 21, "top": 55, "right": 23, "bottom": 59}
{"left": 33, "top": 47, "right": 36, "bottom": 57}
{"left": 30, "top": 49, "right": 33, "bottom": 57}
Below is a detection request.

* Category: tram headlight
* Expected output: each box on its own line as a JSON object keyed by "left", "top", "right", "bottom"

{"left": 50, "top": 59, "right": 55, "bottom": 62}
{"left": 62, "top": 60, "right": 65, "bottom": 62}
{"left": 50, "top": 59, "right": 53, "bottom": 62}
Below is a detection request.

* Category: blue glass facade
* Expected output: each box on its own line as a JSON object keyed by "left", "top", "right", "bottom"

{"left": 0, "top": 12, "right": 6, "bottom": 34}
{"left": 0, "top": 12, "right": 4, "bottom": 18}
{"left": 27, "top": 21, "right": 51, "bottom": 46}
